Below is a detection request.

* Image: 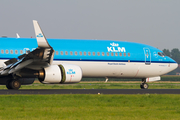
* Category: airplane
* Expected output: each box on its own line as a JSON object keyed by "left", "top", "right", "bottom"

{"left": 0, "top": 20, "right": 177, "bottom": 90}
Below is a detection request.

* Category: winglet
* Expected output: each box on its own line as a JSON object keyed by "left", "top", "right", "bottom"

{"left": 33, "top": 20, "right": 51, "bottom": 48}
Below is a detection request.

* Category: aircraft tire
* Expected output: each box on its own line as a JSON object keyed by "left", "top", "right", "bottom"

{"left": 6, "top": 82, "right": 12, "bottom": 89}
{"left": 9, "top": 80, "right": 21, "bottom": 90}
{"left": 140, "top": 83, "right": 149, "bottom": 89}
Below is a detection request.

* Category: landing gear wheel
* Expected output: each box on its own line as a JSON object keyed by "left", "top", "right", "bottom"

{"left": 11, "top": 80, "right": 21, "bottom": 90}
{"left": 143, "top": 83, "right": 148, "bottom": 89}
{"left": 140, "top": 83, "right": 149, "bottom": 89}
{"left": 6, "top": 80, "right": 21, "bottom": 90}
{"left": 6, "top": 82, "right": 12, "bottom": 89}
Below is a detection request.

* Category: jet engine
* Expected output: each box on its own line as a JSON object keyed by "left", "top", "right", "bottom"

{"left": 38, "top": 64, "right": 82, "bottom": 84}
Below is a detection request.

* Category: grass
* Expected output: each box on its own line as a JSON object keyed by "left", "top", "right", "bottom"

{"left": 0, "top": 94, "right": 180, "bottom": 120}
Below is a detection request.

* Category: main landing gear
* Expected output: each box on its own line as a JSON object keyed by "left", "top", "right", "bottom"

{"left": 140, "top": 79, "right": 149, "bottom": 89}
{"left": 6, "top": 79, "right": 21, "bottom": 90}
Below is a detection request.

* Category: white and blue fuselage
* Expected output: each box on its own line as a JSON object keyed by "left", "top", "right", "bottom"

{"left": 0, "top": 37, "right": 177, "bottom": 79}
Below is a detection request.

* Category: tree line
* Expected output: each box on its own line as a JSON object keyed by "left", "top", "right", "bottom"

{"left": 163, "top": 48, "right": 180, "bottom": 64}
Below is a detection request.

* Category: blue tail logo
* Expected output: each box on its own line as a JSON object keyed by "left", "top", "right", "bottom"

{"left": 37, "top": 33, "right": 43, "bottom": 37}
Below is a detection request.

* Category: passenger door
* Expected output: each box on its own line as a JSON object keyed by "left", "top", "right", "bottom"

{"left": 143, "top": 48, "right": 151, "bottom": 65}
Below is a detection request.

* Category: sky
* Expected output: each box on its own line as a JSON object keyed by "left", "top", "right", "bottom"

{"left": 0, "top": 0, "right": 180, "bottom": 50}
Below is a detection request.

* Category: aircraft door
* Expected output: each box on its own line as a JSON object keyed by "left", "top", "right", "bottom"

{"left": 143, "top": 48, "right": 151, "bottom": 65}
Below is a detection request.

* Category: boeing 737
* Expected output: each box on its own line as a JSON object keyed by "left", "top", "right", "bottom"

{"left": 0, "top": 20, "right": 177, "bottom": 90}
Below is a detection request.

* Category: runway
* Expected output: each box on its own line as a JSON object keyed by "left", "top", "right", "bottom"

{"left": 0, "top": 89, "right": 180, "bottom": 94}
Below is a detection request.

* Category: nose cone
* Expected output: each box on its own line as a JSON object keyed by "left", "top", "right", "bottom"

{"left": 171, "top": 62, "right": 178, "bottom": 71}
{"left": 169, "top": 58, "right": 178, "bottom": 71}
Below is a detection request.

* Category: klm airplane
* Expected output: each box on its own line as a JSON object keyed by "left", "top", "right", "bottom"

{"left": 0, "top": 20, "right": 177, "bottom": 90}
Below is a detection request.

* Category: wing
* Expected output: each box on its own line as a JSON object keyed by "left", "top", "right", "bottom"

{"left": 0, "top": 20, "right": 55, "bottom": 76}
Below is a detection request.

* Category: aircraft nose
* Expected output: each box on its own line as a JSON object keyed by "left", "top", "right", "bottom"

{"left": 170, "top": 59, "right": 178, "bottom": 71}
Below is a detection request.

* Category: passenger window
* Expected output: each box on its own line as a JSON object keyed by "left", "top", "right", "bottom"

{"left": 65, "top": 51, "right": 68, "bottom": 55}
{"left": 20, "top": 50, "right": 23, "bottom": 54}
{"left": 80, "top": 52, "right": 82, "bottom": 56}
{"left": 84, "top": 52, "right": 86, "bottom": 56}
{"left": 97, "top": 52, "right": 100, "bottom": 56}
{"left": 61, "top": 51, "right": 63, "bottom": 55}
{"left": 119, "top": 53, "right": 122, "bottom": 56}
{"left": 111, "top": 53, "right": 114, "bottom": 56}
{"left": 115, "top": 53, "right": 118, "bottom": 56}
{"left": 128, "top": 53, "right": 130, "bottom": 57}
{"left": 88, "top": 52, "right": 91, "bottom": 56}
{"left": 10, "top": 50, "right": 13, "bottom": 54}
{"left": 75, "top": 51, "right": 78, "bottom": 55}
{"left": 70, "top": 51, "right": 73, "bottom": 55}
{"left": 107, "top": 52, "right": 109, "bottom": 56}
{"left": 15, "top": 50, "right": 18, "bottom": 54}
{"left": 56, "top": 51, "right": 58, "bottom": 55}
{"left": 93, "top": 52, "right": 95, "bottom": 56}
{"left": 124, "top": 53, "right": 126, "bottom": 56}
{"left": 102, "top": 52, "right": 105, "bottom": 56}
{"left": 1, "top": 50, "right": 4, "bottom": 54}
{"left": 6, "top": 50, "right": 9, "bottom": 54}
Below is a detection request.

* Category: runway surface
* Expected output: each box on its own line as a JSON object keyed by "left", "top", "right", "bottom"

{"left": 0, "top": 89, "right": 180, "bottom": 94}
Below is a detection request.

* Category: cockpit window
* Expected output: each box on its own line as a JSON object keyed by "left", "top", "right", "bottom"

{"left": 158, "top": 52, "right": 166, "bottom": 57}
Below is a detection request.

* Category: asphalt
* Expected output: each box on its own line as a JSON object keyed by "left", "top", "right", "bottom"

{"left": 0, "top": 89, "right": 180, "bottom": 94}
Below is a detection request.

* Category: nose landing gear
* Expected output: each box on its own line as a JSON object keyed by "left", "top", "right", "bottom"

{"left": 140, "top": 79, "right": 149, "bottom": 89}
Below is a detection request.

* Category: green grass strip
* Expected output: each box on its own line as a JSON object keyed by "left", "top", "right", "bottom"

{"left": 0, "top": 94, "right": 180, "bottom": 120}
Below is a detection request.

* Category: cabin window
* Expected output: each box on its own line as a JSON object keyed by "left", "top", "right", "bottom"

{"left": 20, "top": 50, "right": 23, "bottom": 54}
{"left": 84, "top": 52, "right": 86, "bottom": 56}
{"left": 93, "top": 52, "right": 95, "bottom": 56}
{"left": 119, "top": 53, "right": 122, "bottom": 56}
{"left": 10, "top": 50, "right": 13, "bottom": 54}
{"left": 65, "top": 51, "right": 68, "bottom": 55}
{"left": 75, "top": 51, "right": 78, "bottom": 55}
{"left": 61, "top": 51, "right": 63, "bottom": 55}
{"left": 124, "top": 53, "right": 126, "bottom": 56}
{"left": 88, "top": 52, "right": 91, "bottom": 56}
{"left": 97, "top": 52, "right": 100, "bottom": 56}
{"left": 15, "top": 50, "right": 18, "bottom": 54}
{"left": 107, "top": 52, "right": 109, "bottom": 56}
{"left": 70, "top": 51, "right": 73, "bottom": 55}
{"left": 128, "top": 53, "right": 130, "bottom": 57}
{"left": 115, "top": 53, "right": 118, "bottom": 56}
{"left": 5, "top": 50, "right": 9, "bottom": 54}
{"left": 102, "top": 52, "right": 105, "bottom": 56}
{"left": 111, "top": 53, "right": 114, "bottom": 56}
{"left": 1, "top": 50, "right": 4, "bottom": 54}
{"left": 80, "top": 52, "right": 82, "bottom": 56}
{"left": 56, "top": 51, "right": 58, "bottom": 55}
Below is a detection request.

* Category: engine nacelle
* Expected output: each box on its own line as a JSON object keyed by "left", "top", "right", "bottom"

{"left": 38, "top": 64, "right": 82, "bottom": 84}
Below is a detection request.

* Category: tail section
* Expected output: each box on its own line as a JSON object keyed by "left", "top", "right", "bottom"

{"left": 33, "top": 20, "right": 51, "bottom": 48}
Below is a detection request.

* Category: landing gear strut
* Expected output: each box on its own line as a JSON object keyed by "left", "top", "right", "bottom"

{"left": 6, "top": 80, "right": 21, "bottom": 90}
{"left": 140, "top": 79, "right": 149, "bottom": 89}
